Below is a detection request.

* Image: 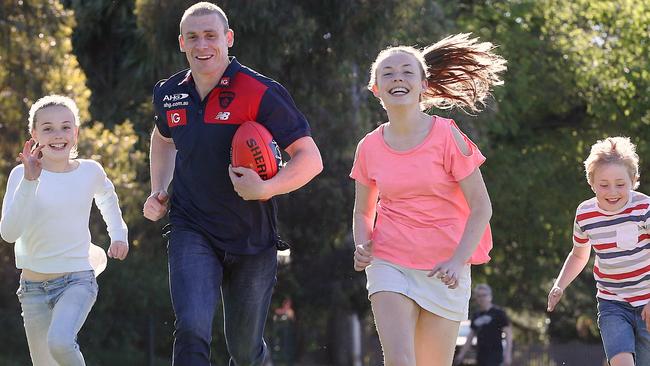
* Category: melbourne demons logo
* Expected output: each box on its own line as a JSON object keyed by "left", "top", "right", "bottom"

{"left": 219, "top": 91, "right": 235, "bottom": 108}
{"left": 166, "top": 109, "right": 187, "bottom": 127}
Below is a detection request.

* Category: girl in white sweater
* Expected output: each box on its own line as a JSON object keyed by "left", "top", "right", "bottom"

{"left": 0, "top": 95, "right": 129, "bottom": 365}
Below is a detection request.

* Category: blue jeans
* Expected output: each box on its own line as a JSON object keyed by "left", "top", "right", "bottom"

{"left": 168, "top": 229, "right": 277, "bottom": 366}
{"left": 16, "top": 270, "right": 98, "bottom": 366}
{"left": 597, "top": 298, "right": 650, "bottom": 364}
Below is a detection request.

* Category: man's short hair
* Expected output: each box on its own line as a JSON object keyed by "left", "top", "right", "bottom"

{"left": 179, "top": 2, "right": 229, "bottom": 34}
{"left": 474, "top": 283, "right": 492, "bottom": 295}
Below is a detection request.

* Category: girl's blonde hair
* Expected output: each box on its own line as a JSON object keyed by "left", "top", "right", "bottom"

{"left": 28, "top": 94, "right": 81, "bottom": 158}
{"left": 368, "top": 33, "right": 507, "bottom": 113}
{"left": 584, "top": 136, "right": 639, "bottom": 189}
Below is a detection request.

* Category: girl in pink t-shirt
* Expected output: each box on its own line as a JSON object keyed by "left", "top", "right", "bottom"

{"left": 350, "top": 34, "right": 506, "bottom": 365}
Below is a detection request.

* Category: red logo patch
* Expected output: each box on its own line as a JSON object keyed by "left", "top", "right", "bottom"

{"left": 166, "top": 109, "right": 187, "bottom": 127}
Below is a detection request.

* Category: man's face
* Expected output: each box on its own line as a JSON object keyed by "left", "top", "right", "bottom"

{"left": 179, "top": 13, "right": 233, "bottom": 77}
{"left": 474, "top": 289, "right": 492, "bottom": 310}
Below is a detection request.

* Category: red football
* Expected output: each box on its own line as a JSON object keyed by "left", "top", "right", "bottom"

{"left": 231, "top": 121, "right": 282, "bottom": 180}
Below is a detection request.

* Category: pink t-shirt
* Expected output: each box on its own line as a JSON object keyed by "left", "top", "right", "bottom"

{"left": 350, "top": 116, "right": 492, "bottom": 269}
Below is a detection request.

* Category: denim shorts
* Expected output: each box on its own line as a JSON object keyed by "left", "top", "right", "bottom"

{"left": 597, "top": 298, "right": 650, "bottom": 364}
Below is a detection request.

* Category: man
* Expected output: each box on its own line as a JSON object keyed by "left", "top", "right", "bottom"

{"left": 455, "top": 284, "right": 513, "bottom": 366}
{"left": 142, "top": 3, "right": 322, "bottom": 365}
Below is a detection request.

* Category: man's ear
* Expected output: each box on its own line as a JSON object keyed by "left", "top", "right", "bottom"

{"left": 179, "top": 34, "right": 185, "bottom": 52}
{"left": 226, "top": 29, "right": 234, "bottom": 48}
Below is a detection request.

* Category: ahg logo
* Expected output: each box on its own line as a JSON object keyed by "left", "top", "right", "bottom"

{"left": 163, "top": 93, "right": 189, "bottom": 102}
{"left": 166, "top": 109, "right": 187, "bottom": 127}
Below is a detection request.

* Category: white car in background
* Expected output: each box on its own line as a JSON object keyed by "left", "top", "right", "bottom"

{"left": 455, "top": 320, "right": 477, "bottom": 365}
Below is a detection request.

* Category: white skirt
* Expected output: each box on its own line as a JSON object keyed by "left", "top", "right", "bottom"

{"left": 365, "top": 258, "right": 471, "bottom": 321}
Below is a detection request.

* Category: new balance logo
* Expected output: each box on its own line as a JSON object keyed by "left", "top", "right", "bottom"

{"left": 216, "top": 112, "right": 231, "bottom": 120}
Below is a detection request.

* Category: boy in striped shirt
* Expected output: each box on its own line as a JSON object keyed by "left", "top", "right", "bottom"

{"left": 547, "top": 136, "right": 650, "bottom": 366}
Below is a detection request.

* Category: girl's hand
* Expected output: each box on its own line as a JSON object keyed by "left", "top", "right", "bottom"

{"left": 353, "top": 240, "right": 373, "bottom": 271}
{"left": 429, "top": 258, "right": 465, "bottom": 289}
{"left": 547, "top": 286, "right": 564, "bottom": 312}
{"left": 642, "top": 302, "right": 650, "bottom": 330}
{"left": 18, "top": 139, "right": 44, "bottom": 181}
{"left": 108, "top": 241, "right": 129, "bottom": 260}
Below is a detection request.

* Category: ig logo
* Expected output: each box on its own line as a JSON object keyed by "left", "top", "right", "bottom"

{"left": 166, "top": 109, "right": 187, "bottom": 127}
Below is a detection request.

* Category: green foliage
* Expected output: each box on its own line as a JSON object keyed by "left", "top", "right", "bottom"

{"left": 63, "top": 0, "right": 146, "bottom": 128}
{"left": 0, "top": 0, "right": 91, "bottom": 362}
{"left": 0, "top": 0, "right": 89, "bottom": 179}
{"left": 3, "top": 0, "right": 650, "bottom": 363}
{"left": 454, "top": 0, "right": 650, "bottom": 341}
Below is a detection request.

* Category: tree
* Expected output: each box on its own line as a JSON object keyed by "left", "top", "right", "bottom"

{"left": 0, "top": 1, "right": 90, "bottom": 363}
{"left": 452, "top": 0, "right": 650, "bottom": 340}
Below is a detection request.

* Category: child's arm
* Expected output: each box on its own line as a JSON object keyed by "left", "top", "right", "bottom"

{"left": 352, "top": 180, "right": 378, "bottom": 271}
{"left": 547, "top": 244, "right": 591, "bottom": 311}
{"left": 429, "top": 167, "right": 492, "bottom": 288}
{"left": 1, "top": 167, "right": 37, "bottom": 243}
{"left": 430, "top": 126, "right": 492, "bottom": 288}
{"left": 351, "top": 140, "right": 377, "bottom": 271}
{"left": 93, "top": 164, "right": 129, "bottom": 260}
{"left": 1, "top": 141, "right": 45, "bottom": 243}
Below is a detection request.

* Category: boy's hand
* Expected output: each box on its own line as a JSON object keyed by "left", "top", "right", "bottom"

{"left": 547, "top": 286, "right": 564, "bottom": 312}
{"left": 642, "top": 302, "right": 650, "bottom": 330}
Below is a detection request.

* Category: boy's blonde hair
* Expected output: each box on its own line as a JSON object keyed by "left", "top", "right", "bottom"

{"left": 28, "top": 94, "right": 81, "bottom": 159}
{"left": 584, "top": 136, "right": 639, "bottom": 189}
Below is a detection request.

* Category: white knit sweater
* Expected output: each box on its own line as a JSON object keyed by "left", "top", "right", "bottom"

{"left": 1, "top": 159, "right": 128, "bottom": 273}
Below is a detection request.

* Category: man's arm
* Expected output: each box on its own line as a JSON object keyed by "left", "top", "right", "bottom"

{"left": 503, "top": 324, "right": 513, "bottom": 366}
{"left": 453, "top": 329, "right": 476, "bottom": 366}
{"left": 143, "top": 127, "right": 176, "bottom": 221}
{"left": 229, "top": 136, "right": 322, "bottom": 200}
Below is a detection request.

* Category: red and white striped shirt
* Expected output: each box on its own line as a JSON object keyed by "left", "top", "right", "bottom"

{"left": 573, "top": 191, "right": 650, "bottom": 307}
